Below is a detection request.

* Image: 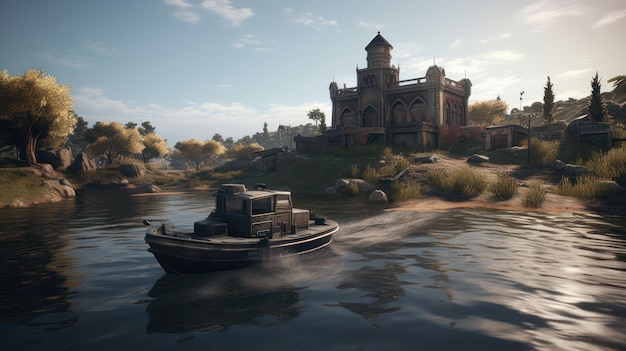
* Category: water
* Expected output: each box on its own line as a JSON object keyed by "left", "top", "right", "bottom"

{"left": 1, "top": 189, "right": 625, "bottom": 350}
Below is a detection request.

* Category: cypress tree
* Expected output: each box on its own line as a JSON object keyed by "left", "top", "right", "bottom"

{"left": 588, "top": 72, "right": 608, "bottom": 122}
{"left": 542, "top": 76, "right": 555, "bottom": 125}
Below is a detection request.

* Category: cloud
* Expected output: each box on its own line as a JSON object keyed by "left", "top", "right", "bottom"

{"left": 37, "top": 51, "right": 93, "bottom": 69}
{"left": 358, "top": 20, "right": 384, "bottom": 30}
{"left": 84, "top": 39, "right": 117, "bottom": 56}
{"left": 201, "top": 0, "right": 254, "bottom": 26}
{"left": 449, "top": 39, "right": 462, "bottom": 48}
{"left": 593, "top": 9, "right": 626, "bottom": 28}
{"left": 163, "top": 0, "right": 202, "bottom": 24}
{"left": 518, "top": 1, "right": 585, "bottom": 27}
{"left": 284, "top": 8, "right": 338, "bottom": 30}
{"left": 479, "top": 32, "right": 512, "bottom": 44}
{"left": 556, "top": 68, "right": 593, "bottom": 78}
{"left": 232, "top": 34, "right": 275, "bottom": 51}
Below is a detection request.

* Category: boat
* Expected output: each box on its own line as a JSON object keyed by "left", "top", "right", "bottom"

{"left": 144, "top": 183, "right": 339, "bottom": 274}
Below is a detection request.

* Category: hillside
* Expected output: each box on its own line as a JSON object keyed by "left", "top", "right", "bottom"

{"left": 498, "top": 93, "right": 626, "bottom": 127}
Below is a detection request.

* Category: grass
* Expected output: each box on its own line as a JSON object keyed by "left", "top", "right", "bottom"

{"left": 522, "top": 180, "right": 546, "bottom": 208}
{"left": 428, "top": 165, "right": 487, "bottom": 198}
{"left": 390, "top": 180, "right": 421, "bottom": 202}
{"left": 585, "top": 147, "right": 626, "bottom": 180}
{"left": 490, "top": 172, "right": 517, "bottom": 200}
{"left": 0, "top": 169, "right": 48, "bottom": 205}
{"left": 553, "top": 174, "right": 615, "bottom": 200}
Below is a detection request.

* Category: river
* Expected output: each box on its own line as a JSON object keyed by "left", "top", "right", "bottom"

{"left": 1, "top": 189, "right": 625, "bottom": 350}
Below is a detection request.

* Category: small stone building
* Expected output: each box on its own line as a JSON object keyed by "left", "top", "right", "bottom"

{"left": 483, "top": 125, "right": 528, "bottom": 150}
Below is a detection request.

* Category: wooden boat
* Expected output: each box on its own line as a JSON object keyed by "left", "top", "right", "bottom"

{"left": 144, "top": 184, "right": 338, "bottom": 274}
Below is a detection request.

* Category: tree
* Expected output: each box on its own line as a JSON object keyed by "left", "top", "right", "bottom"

{"left": 141, "top": 133, "right": 169, "bottom": 163}
{"left": 263, "top": 122, "right": 268, "bottom": 136}
{"left": 468, "top": 100, "right": 508, "bottom": 126}
{"left": 174, "top": 139, "right": 225, "bottom": 170}
{"left": 138, "top": 121, "right": 155, "bottom": 136}
{"left": 66, "top": 115, "right": 89, "bottom": 153}
{"left": 608, "top": 75, "right": 626, "bottom": 101}
{"left": 542, "top": 76, "right": 555, "bottom": 125}
{"left": 125, "top": 121, "right": 137, "bottom": 129}
{"left": 307, "top": 108, "right": 327, "bottom": 134}
{"left": 85, "top": 121, "right": 144, "bottom": 164}
{"left": 0, "top": 69, "right": 76, "bottom": 165}
{"left": 211, "top": 133, "right": 224, "bottom": 144}
{"left": 227, "top": 142, "right": 263, "bottom": 160}
{"left": 588, "top": 72, "right": 608, "bottom": 122}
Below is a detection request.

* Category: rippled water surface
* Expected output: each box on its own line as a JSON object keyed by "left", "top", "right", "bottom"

{"left": 1, "top": 190, "right": 625, "bottom": 350}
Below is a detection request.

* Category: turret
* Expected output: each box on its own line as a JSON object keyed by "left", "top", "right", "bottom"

{"left": 365, "top": 32, "right": 393, "bottom": 69}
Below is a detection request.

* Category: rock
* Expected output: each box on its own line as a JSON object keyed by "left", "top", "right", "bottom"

{"left": 42, "top": 179, "right": 76, "bottom": 200}
{"left": 119, "top": 163, "right": 146, "bottom": 178}
{"left": 598, "top": 180, "right": 622, "bottom": 194}
{"left": 36, "top": 148, "right": 72, "bottom": 170}
{"left": 550, "top": 159, "right": 566, "bottom": 171}
{"left": 467, "top": 154, "right": 490, "bottom": 163}
{"left": 369, "top": 189, "right": 388, "bottom": 202}
{"left": 335, "top": 178, "right": 375, "bottom": 195}
{"left": 68, "top": 152, "right": 97, "bottom": 173}
{"left": 413, "top": 154, "right": 440, "bottom": 163}
{"left": 563, "top": 164, "right": 593, "bottom": 176}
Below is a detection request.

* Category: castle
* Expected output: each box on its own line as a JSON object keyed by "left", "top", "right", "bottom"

{"left": 311, "top": 32, "right": 472, "bottom": 151}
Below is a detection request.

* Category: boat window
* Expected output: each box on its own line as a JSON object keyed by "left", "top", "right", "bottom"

{"left": 224, "top": 197, "right": 245, "bottom": 215}
{"left": 276, "top": 195, "right": 291, "bottom": 210}
{"left": 252, "top": 197, "right": 273, "bottom": 215}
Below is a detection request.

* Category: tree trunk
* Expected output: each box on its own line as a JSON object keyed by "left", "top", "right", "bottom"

{"left": 25, "top": 131, "right": 38, "bottom": 165}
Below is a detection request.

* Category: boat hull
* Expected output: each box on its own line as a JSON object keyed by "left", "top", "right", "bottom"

{"left": 145, "top": 219, "right": 338, "bottom": 274}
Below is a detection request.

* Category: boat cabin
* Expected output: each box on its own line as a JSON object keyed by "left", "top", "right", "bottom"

{"left": 194, "top": 184, "right": 310, "bottom": 238}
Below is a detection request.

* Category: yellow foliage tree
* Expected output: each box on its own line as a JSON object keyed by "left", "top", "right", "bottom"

{"left": 227, "top": 142, "right": 264, "bottom": 160}
{"left": 468, "top": 100, "right": 508, "bottom": 126}
{"left": 142, "top": 133, "right": 169, "bottom": 163}
{"left": 174, "top": 139, "right": 225, "bottom": 170}
{"left": 0, "top": 69, "right": 76, "bottom": 165}
{"left": 85, "top": 121, "right": 144, "bottom": 164}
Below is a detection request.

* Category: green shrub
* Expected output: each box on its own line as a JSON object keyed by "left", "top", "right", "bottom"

{"left": 491, "top": 172, "right": 517, "bottom": 200}
{"left": 553, "top": 174, "right": 614, "bottom": 200}
{"left": 529, "top": 139, "right": 559, "bottom": 167}
{"left": 429, "top": 165, "right": 487, "bottom": 198}
{"left": 585, "top": 147, "right": 626, "bottom": 179}
{"left": 522, "top": 180, "right": 545, "bottom": 208}
{"left": 428, "top": 168, "right": 449, "bottom": 189}
{"left": 391, "top": 180, "right": 421, "bottom": 202}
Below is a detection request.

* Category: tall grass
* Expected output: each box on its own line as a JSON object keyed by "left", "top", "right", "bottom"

{"left": 391, "top": 180, "right": 421, "bottom": 201}
{"left": 585, "top": 147, "right": 626, "bottom": 180}
{"left": 490, "top": 172, "right": 517, "bottom": 200}
{"left": 347, "top": 157, "right": 411, "bottom": 183}
{"left": 553, "top": 174, "right": 614, "bottom": 200}
{"left": 522, "top": 180, "right": 545, "bottom": 208}
{"left": 529, "top": 139, "right": 559, "bottom": 167}
{"left": 428, "top": 165, "right": 487, "bottom": 198}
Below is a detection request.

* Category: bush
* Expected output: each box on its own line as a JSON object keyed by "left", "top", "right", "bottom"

{"left": 429, "top": 165, "right": 487, "bottom": 198}
{"left": 585, "top": 147, "right": 626, "bottom": 180}
{"left": 529, "top": 139, "right": 559, "bottom": 167}
{"left": 553, "top": 174, "right": 614, "bottom": 200}
{"left": 347, "top": 164, "right": 360, "bottom": 178}
{"left": 522, "top": 180, "right": 545, "bottom": 208}
{"left": 391, "top": 180, "right": 421, "bottom": 202}
{"left": 491, "top": 172, "right": 517, "bottom": 200}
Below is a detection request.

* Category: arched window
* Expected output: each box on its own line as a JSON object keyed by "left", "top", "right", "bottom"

{"left": 409, "top": 99, "right": 427, "bottom": 122}
{"left": 391, "top": 101, "right": 407, "bottom": 124}
{"left": 362, "top": 106, "right": 378, "bottom": 127}
{"left": 340, "top": 108, "right": 356, "bottom": 128}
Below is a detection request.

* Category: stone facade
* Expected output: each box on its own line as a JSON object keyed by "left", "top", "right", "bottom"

{"left": 327, "top": 32, "right": 472, "bottom": 151}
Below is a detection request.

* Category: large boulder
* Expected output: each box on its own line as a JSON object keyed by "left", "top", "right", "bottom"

{"left": 413, "top": 154, "right": 440, "bottom": 164}
{"left": 467, "top": 154, "right": 490, "bottom": 163}
{"left": 369, "top": 189, "right": 388, "bottom": 202}
{"left": 119, "top": 163, "right": 146, "bottom": 178}
{"left": 68, "top": 152, "right": 97, "bottom": 173}
{"left": 36, "top": 148, "right": 73, "bottom": 170}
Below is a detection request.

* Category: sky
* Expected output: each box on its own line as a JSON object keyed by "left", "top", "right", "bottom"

{"left": 1, "top": 0, "right": 625, "bottom": 145}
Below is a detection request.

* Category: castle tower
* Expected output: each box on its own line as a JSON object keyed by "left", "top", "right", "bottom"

{"left": 365, "top": 31, "right": 392, "bottom": 68}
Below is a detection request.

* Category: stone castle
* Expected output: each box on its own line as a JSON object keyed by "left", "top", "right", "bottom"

{"left": 303, "top": 32, "right": 472, "bottom": 152}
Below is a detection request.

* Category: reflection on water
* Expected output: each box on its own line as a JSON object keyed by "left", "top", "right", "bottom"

{"left": 0, "top": 190, "right": 625, "bottom": 350}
